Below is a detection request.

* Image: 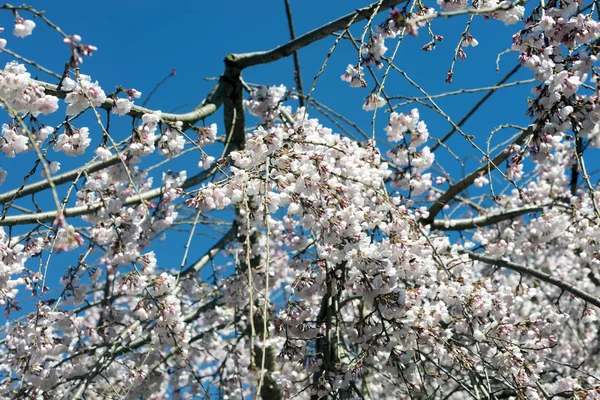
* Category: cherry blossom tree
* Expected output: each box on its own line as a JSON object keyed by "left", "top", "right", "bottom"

{"left": 0, "top": 0, "right": 599, "bottom": 399}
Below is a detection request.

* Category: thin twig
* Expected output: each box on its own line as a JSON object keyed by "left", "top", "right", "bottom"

{"left": 283, "top": 0, "right": 305, "bottom": 107}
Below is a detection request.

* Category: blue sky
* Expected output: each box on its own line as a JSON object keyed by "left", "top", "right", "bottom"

{"left": 0, "top": 1, "right": 538, "bottom": 317}
{"left": 2, "top": 0, "right": 533, "bottom": 134}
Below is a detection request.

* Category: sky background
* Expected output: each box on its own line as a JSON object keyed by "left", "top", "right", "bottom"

{"left": 0, "top": 1, "right": 540, "bottom": 319}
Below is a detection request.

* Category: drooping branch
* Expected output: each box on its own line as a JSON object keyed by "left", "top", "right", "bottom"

{"left": 49, "top": 225, "right": 239, "bottom": 392}
{"left": 463, "top": 251, "right": 600, "bottom": 308}
{"left": 225, "top": 0, "right": 405, "bottom": 69}
{"left": 423, "top": 126, "right": 532, "bottom": 223}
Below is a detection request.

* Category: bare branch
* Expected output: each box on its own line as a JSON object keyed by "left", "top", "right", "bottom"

{"left": 283, "top": 0, "right": 305, "bottom": 107}
{"left": 225, "top": 0, "right": 405, "bottom": 69}
{"left": 424, "top": 126, "right": 532, "bottom": 223}
{"left": 430, "top": 64, "right": 522, "bottom": 153}
{"left": 430, "top": 204, "right": 547, "bottom": 230}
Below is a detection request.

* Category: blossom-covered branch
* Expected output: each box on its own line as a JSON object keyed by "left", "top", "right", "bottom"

{"left": 463, "top": 251, "right": 600, "bottom": 308}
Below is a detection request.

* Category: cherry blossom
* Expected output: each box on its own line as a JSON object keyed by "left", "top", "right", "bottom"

{"left": 54, "top": 126, "right": 91, "bottom": 156}
{"left": 0, "top": 123, "right": 27, "bottom": 157}
{"left": 0, "top": 62, "right": 59, "bottom": 115}
{"left": 13, "top": 17, "right": 35, "bottom": 38}
{"left": 64, "top": 74, "right": 107, "bottom": 115}
{"left": 340, "top": 64, "right": 366, "bottom": 88}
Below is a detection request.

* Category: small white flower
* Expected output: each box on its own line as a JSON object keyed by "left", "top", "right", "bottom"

{"left": 95, "top": 145, "right": 112, "bottom": 161}
{"left": 61, "top": 77, "right": 77, "bottom": 92}
{"left": 13, "top": 19, "right": 35, "bottom": 38}
{"left": 341, "top": 64, "right": 366, "bottom": 88}
{"left": 362, "top": 93, "right": 386, "bottom": 111}
{"left": 113, "top": 98, "right": 133, "bottom": 116}
{"left": 474, "top": 175, "right": 489, "bottom": 187}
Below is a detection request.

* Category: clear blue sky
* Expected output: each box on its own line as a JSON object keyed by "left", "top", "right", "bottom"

{"left": 1, "top": 0, "right": 538, "bottom": 315}
{"left": 4, "top": 0, "right": 532, "bottom": 136}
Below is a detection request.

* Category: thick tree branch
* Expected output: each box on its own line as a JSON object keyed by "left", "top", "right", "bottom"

{"left": 0, "top": 154, "right": 121, "bottom": 206}
{"left": 430, "top": 204, "right": 546, "bottom": 230}
{"left": 225, "top": 0, "right": 405, "bottom": 69}
{"left": 463, "top": 251, "right": 600, "bottom": 308}
{"left": 0, "top": 164, "right": 219, "bottom": 226}
{"left": 38, "top": 80, "right": 224, "bottom": 123}
{"left": 424, "top": 126, "right": 532, "bottom": 223}
{"left": 222, "top": 65, "right": 246, "bottom": 154}
{"left": 178, "top": 225, "right": 238, "bottom": 280}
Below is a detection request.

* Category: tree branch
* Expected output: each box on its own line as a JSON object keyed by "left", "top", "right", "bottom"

{"left": 463, "top": 251, "right": 600, "bottom": 308}
{"left": 0, "top": 154, "right": 121, "bottom": 205}
{"left": 0, "top": 164, "right": 219, "bottom": 226}
{"left": 178, "top": 225, "right": 238, "bottom": 280}
{"left": 38, "top": 79, "right": 224, "bottom": 124}
{"left": 225, "top": 0, "right": 405, "bottom": 69}
{"left": 0, "top": 76, "right": 231, "bottom": 212}
{"left": 430, "top": 204, "right": 546, "bottom": 230}
{"left": 283, "top": 0, "right": 305, "bottom": 108}
{"left": 424, "top": 126, "right": 532, "bottom": 223}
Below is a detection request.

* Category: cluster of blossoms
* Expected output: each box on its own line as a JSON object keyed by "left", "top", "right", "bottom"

{"left": 175, "top": 86, "right": 594, "bottom": 397}
{"left": 0, "top": 122, "right": 56, "bottom": 161}
{"left": 130, "top": 111, "right": 161, "bottom": 156}
{"left": 113, "top": 87, "right": 141, "bottom": 116}
{"left": 340, "top": 64, "right": 366, "bottom": 88}
{"left": 62, "top": 74, "right": 107, "bottom": 115}
{"left": 0, "top": 123, "right": 27, "bottom": 157}
{"left": 0, "top": 229, "right": 29, "bottom": 311}
{"left": 386, "top": 108, "right": 435, "bottom": 195}
{"left": 464, "top": 141, "right": 600, "bottom": 396}
{"left": 513, "top": 0, "right": 600, "bottom": 160}
{"left": 361, "top": 34, "right": 387, "bottom": 68}
{"left": 158, "top": 121, "right": 185, "bottom": 158}
{"left": 0, "top": 62, "right": 58, "bottom": 116}
{"left": 54, "top": 126, "right": 91, "bottom": 156}
{"left": 244, "top": 84, "right": 290, "bottom": 125}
